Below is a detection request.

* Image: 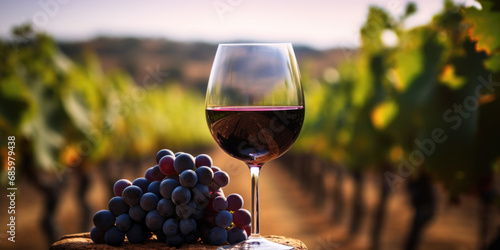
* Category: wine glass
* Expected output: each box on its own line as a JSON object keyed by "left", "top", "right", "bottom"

{"left": 205, "top": 43, "right": 305, "bottom": 249}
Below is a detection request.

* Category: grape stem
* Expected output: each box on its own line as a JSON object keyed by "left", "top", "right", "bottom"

{"left": 248, "top": 164, "right": 262, "bottom": 238}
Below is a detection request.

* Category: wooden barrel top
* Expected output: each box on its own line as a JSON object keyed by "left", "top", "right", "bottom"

{"left": 50, "top": 232, "right": 308, "bottom": 249}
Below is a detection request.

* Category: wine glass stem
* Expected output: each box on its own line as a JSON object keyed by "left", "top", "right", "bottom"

{"left": 248, "top": 164, "right": 262, "bottom": 238}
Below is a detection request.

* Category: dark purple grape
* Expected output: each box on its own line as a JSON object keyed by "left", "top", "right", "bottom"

{"left": 195, "top": 166, "right": 214, "bottom": 185}
{"left": 140, "top": 192, "right": 159, "bottom": 211}
{"left": 132, "top": 178, "right": 149, "bottom": 193}
{"left": 90, "top": 226, "right": 106, "bottom": 243}
{"left": 209, "top": 185, "right": 224, "bottom": 199}
{"left": 179, "top": 169, "right": 198, "bottom": 188}
{"left": 157, "top": 198, "right": 175, "bottom": 217}
{"left": 227, "top": 226, "right": 247, "bottom": 244}
{"left": 242, "top": 224, "right": 251, "bottom": 236}
{"left": 147, "top": 181, "right": 162, "bottom": 197}
{"left": 241, "top": 225, "right": 252, "bottom": 237}
{"left": 159, "top": 155, "right": 176, "bottom": 176}
{"left": 129, "top": 205, "right": 147, "bottom": 222}
{"left": 216, "top": 188, "right": 225, "bottom": 197}
{"left": 145, "top": 209, "right": 166, "bottom": 231}
{"left": 122, "top": 185, "right": 143, "bottom": 206}
{"left": 127, "top": 223, "right": 148, "bottom": 243}
{"left": 192, "top": 184, "right": 210, "bottom": 206}
{"left": 227, "top": 193, "right": 244, "bottom": 211}
{"left": 159, "top": 179, "right": 180, "bottom": 199}
{"left": 115, "top": 214, "right": 132, "bottom": 232}
{"left": 162, "top": 218, "right": 179, "bottom": 236}
{"left": 176, "top": 201, "right": 196, "bottom": 219}
{"left": 213, "top": 171, "right": 229, "bottom": 188}
{"left": 174, "top": 153, "right": 195, "bottom": 173}
{"left": 145, "top": 167, "right": 155, "bottom": 182}
{"left": 211, "top": 166, "right": 221, "bottom": 173}
{"left": 108, "top": 196, "right": 130, "bottom": 216}
{"left": 172, "top": 186, "right": 191, "bottom": 206}
{"left": 166, "top": 233, "right": 184, "bottom": 248}
{"left": 179, "top": 218, "right": 197, "bottom": 235}
{"left": 233, "top": 209, "right": 251, "bottom": 228}
{"left": 113, "top": 179, "right": 131, "bottom": 197}
{"left": 166, "top": 174, "right": 180, "bottom": 182}
{"left": 208, "top": 227, "right": 228, "bottom": 245}
{"left": 195, "top": 154, "right": 213, "bottom": 168}
{"left": 156, "top": 149, "right": 174, "bottom": 163}
{"left": 104, "top": 226, "right": 125, "bottom": 246}
{"left": 93, "top": 210, "right": 115, "bottom": 231}
{"left": 175, "top": 152, "right": 184, "bottom": 157}
{"left": 215, "top": 210, "right": 233, "bottom": 228}
{"left": 151, "top": 165, "right": 166, "bottom": 181}
{"left": 212, "top": 196, "right": 228, "bottom": 212}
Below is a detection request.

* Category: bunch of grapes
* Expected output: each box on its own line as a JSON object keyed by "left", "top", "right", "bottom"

{"left": 90, "top": 149, "right": 250, "bottom": 247}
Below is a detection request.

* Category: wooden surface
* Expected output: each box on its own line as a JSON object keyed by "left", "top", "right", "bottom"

{"left": 50, "top": 232, "right": 308, "bottom": 249}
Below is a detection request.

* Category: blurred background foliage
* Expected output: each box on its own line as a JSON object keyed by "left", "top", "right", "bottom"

{"left": 0, "top": 28, "right": 212, "bottom": 174}
{"left": 1, "top": 0, "right": 500, "bottom": 249}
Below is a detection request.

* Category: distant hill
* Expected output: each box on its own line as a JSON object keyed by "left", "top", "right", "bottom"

{"left": 58, "top": 37, "right": 355, "bottom": 92}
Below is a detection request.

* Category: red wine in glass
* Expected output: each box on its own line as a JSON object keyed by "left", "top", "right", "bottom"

{"left": 206, "top": 106, "right": 304, "bottom": 166}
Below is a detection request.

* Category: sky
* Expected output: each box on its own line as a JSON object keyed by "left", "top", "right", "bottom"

{"left": 0, "top": 0, "right": 479, "bottom": 49}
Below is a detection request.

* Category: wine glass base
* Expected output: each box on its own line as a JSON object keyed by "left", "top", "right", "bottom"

{"left": 217, "top": 236, "right": 294, "bottom": 250}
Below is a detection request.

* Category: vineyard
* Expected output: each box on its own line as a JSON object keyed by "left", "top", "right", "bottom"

{"left": 289, "top": 1, "right": 500, "bottom": 249}
{"left": 1, "top": 0, "right": 500, "bottom": 249}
